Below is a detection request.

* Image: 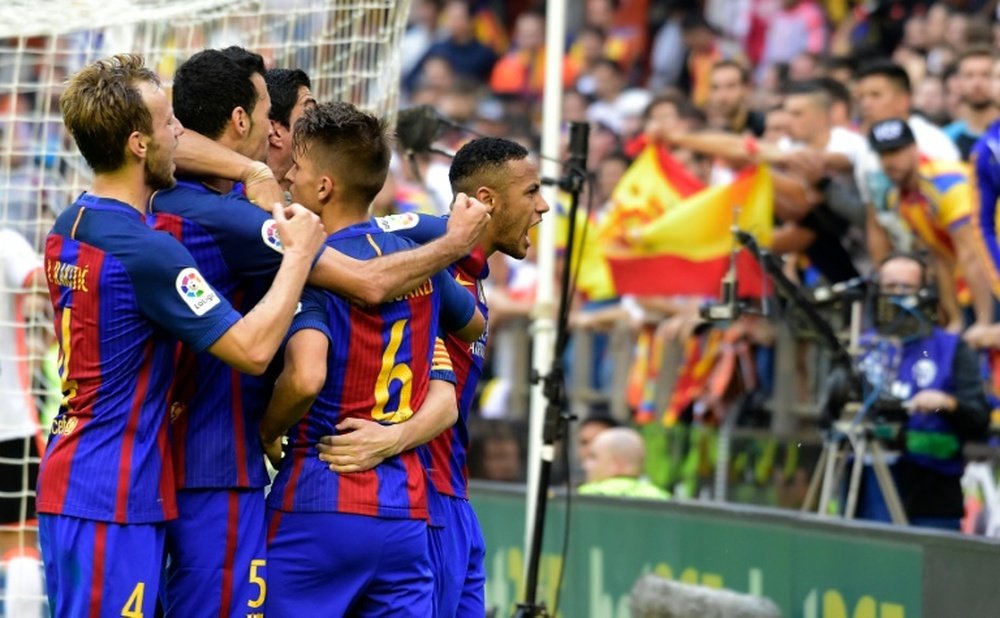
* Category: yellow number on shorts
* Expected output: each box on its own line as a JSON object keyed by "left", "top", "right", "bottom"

{"left": 248, "top": 559, "right": 266, "bottom": 609}
{"left": 371, "top": 319, "right": 414, "bottom": 424}
{"left": 121, "top": 582, "right": 145, "bottom": 618}
{"left": 57, "top": 308, "right": 78, "bottom": 408}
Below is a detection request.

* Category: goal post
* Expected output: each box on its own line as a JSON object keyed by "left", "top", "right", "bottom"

{"left": 0, "top": 0, "right": 412, "bottom": 609}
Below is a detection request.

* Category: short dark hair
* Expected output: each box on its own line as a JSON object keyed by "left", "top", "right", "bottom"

{"left": 711, "top": 58, "right": 751, "bottom": 85}
{"left": 219, "top": 46, "right": 266, "bottom": 77}
{"left": 60, "top": 53, "right": 159, "bottom": 173}
{"left": 173, "top": 48, "right": 264, "bottom": 139}
{"left": 265, "top": 68, "right": 312, "bottom": 127}
{"left": 680, "top": 13, "right": 715, "bottom": 33}
{"left": 449, "top": 137, "right": 529, "bottom": 195}
{"left": 294, "top": 101, "right": 391, "bottom": 207}
{"left": 592, "top": 57, "right": 623, "bottom": 76}
{"left": 822, "top": 55, "right": 856, "bottom": 76}
{"left": 642, "top": 90, "right": 688, "bottom": 121}
{"left": 816, "top": 76, "right": 852, "bottom": 110}
{"left": 856, "top": 60, "right": 911, "bottom": 94}
{"left": 783, "top": 80, "right": 833, "bottom": 109}
{"left": 580, "top": 415, "right": 619, "bottom": 432}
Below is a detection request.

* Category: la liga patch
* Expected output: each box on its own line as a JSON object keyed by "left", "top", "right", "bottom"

{"left": 261, "top": 219, "right": 285, "bottom": 253}
{"left": 176, "top": 267, "right": 221, "bottom": 316}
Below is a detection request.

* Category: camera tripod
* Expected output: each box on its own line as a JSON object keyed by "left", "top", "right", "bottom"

{"left": 801, "top": 406, "right": 909, "bottom": 525}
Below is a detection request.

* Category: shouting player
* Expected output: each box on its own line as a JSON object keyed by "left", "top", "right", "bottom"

{"left": 37, "top": 54, "right": 324, "bottom": 617}
{"left": 317, "top": 137, "right": 549, "bottom": 616}
{"left": 261, "top": 101, "right": 482, "bottom": 617}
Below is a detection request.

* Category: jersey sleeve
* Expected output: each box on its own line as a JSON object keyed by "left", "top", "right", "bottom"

{"left": 0, "top": 228, "right": 41, "bottom": 287}
{"left": 213, "top": 196, "right": 323, "bottom": 278}
{"left": 287, "top": 286, "right": 332, "bottom": 342}
{"left": 374, "top": 212, "right": 448, "bottom": 245}
{"left": 938, "top": 178, "right": 973, "bottom": 230}
{"left": 429, "top": 335, "right": 457, "bottom": 384}
{"left": 130, "top": 233, "right": 240, "bottom": 353}
{"left": 434, "top": 269, "right": 476, "bottom": 333}
{"left": 973, "top": 140, "right": 1000, "bottom": 294}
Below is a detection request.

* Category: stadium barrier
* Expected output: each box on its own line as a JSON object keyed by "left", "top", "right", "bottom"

{"left": 471, "top": 481, "right": 1000, "bottom": 618}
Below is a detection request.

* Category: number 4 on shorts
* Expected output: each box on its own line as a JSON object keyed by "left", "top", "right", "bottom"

{"left": 121, "top": 582, "right": 145, "bottom": 618}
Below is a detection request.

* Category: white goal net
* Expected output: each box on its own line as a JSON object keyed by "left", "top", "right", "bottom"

{"left": 0, "top": 0, "right": 411, "bottom": 611}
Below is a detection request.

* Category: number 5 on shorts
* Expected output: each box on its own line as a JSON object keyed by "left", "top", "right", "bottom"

{"left": 249, "top": 559, "right": 266, "bottom": 609}
{"left": 121, "top": 582, "right": 145, "bottom": 618}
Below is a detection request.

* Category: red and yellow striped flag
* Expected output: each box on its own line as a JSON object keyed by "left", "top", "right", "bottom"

{"left": 606, "top": 165, "right": 773, "bottom": 297}
{"left": 568, "top": 145, "right": 706, "bottom": 300}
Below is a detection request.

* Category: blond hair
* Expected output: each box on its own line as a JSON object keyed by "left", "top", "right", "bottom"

{"left": 60, "top": 53, "right": 159, "bottom": 173}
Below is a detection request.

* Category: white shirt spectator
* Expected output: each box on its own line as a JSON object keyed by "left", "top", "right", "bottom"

{"left": 778, "top": 126, "right": 869, "bottom": 167}
{"left": 0, "top": 228, "right": 43, "bottom": 442}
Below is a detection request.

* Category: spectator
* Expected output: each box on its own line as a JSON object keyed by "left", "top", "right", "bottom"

{"left": 706, "top": 59, "right": 766, "bottom": 136}
{"left": 774, "top": 80, "right": 866, "bottom": 282}
{"left": 789, "top": 51, "right": 821, "bottom": 81}
{"left": 0, "top": 227, "right": 47, "bottom": 618}
{"left": 587, "top": 58, "right": 630, "bottom": 134}
{"left": 757, "top": 0, "right": 827, "bottom": 83}
{"left": 489, "top": 9, "right": 546, "bottom": 100}
{"left": 564, "top": 26, "right": 607, "bottom": 97}
{"left": 579, "top": 427, "right": 670, "bottom": 499}
{"left": 648, "top": 7, "right": 686, "bottom": 91}
{"left": 577, "top": 415, "right": 619, "bottom": 464}
{"left": 868, "top": 118, "right": 994, "bottom": 332}
{"left": 580, "top": 0, "right": 644, "bottom": 70}
{"left": 852, "top": 61, "right": 960, "bottom": 261}
{"left": 469, "top": 419, "right": 525, "bottom": 482}
{"left": 912, "top": 74, "right": 951, "bottom": 127}
{"left": 401, "top": 0, "right": 442, "bottom": 77}
{"left": 944, "top": 47, "right": 998, "bottom": 160}
{"left": 406, "top": 0, "right": 497, "bottom": 92}
{"left": 678, "top": 14, "right": 723, "bottom": 109}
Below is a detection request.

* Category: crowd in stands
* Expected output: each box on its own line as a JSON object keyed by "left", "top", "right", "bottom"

{"left": 383, "top": 0, "right": 1000, "bottom": 531}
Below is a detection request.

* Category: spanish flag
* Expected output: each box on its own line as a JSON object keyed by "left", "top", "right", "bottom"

{"left": 567, "top": 145, "right": 705, "bottom": 300}
{"left": 606, "top": 165, "right": 773, "bottom": 298}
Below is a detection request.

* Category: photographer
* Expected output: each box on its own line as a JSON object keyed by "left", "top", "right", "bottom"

{"left": 856, "top": 254, "right": 989, "bottom": 530}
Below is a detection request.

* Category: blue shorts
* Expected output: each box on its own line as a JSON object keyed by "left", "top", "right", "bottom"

{"left": 39, "top": 513, "right": 164, "bottom": 618}
{"left": 266, "top": 510, "right": 432, "bottom": 617}
{"left": 427, "top": 496, "right": 486, "bottom": 618}
{"left": 163, "top": 488, "right": 266, "bottom": 618}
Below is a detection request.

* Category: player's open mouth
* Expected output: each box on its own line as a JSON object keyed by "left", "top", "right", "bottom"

{"left": 524, "top": 218, "right": 542, "bottom": 246}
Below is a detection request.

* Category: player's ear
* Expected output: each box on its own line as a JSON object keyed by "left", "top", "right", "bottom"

{"left": 269, "top": 120, "right": 284, "bottom": 146}
{"left": 475, "top": 186, "right": 495, "bottom": 208}
{"left": 232, "top": 106, "right": 249, "bottom": 136}
{"left": 127, "top": 130, "right": 147, "bottom": 160}
{"left": 318, "top": 174, "right": 334, "bottom": 202}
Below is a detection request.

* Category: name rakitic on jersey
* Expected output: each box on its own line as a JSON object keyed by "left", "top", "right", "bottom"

{"left": 46, "top": 259, "right": 89, "bottom": 292}
{"left": 393, "top": 279, "right": 434, "bottom": 302}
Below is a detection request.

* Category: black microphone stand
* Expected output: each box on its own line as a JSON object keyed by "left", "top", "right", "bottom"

{"left": 515, "top": 121, "right": 590, "bottom": 618}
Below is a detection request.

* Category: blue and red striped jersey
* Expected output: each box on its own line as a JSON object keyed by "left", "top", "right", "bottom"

{"left": 149, "top": 179, "right": 286, "bottom": 490}
{"left": 376, "top": 213, "right": 490, "bottom": 499}
{"left": 38, "top": 193, "right": 240, "bottom": 524}
{"left": 267, "top": 219, "right": 474, "bottom": 520}
{"left": 431, "top": 256, "right": 489, "bottom": 499}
